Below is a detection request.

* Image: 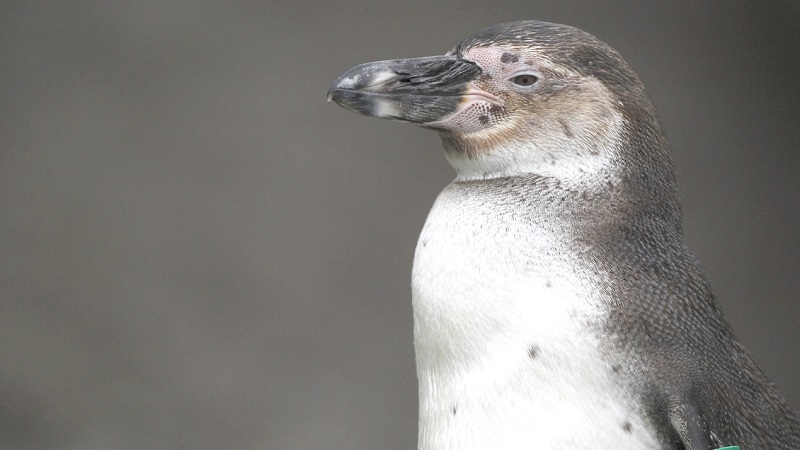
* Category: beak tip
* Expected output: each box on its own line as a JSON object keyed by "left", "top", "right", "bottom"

{"left": 326, "top": 81, "right": 342, "bottom": 103}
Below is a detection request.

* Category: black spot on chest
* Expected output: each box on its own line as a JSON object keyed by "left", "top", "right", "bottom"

{"left": 527, "top": 345, "right": 540, "bottom": 360}
{"left": 622, "top": 421, "right": 633, "bottom": 433}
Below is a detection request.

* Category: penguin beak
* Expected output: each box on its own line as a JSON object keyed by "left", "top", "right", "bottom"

{"left": 327, "top": 55, "right": 483, "bottom": 125}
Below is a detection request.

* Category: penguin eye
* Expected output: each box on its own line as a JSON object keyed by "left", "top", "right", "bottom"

{"left": 510, "top": 74, "right": 538, "bottom": 87}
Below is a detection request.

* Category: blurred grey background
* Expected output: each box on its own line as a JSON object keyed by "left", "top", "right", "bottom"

{"left": 1, "top": 1, "right": 798, "bottom": 449}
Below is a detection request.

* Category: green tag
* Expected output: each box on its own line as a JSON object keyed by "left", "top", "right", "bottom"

{"left": 715, "top": 447, "right": 739, "bottom": 450}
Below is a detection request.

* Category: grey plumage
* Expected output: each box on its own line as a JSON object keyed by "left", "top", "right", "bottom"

{"left": 329, "top": 20, "right": 799, "bottom": 449}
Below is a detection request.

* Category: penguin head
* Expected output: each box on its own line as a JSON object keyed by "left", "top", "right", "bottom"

{"left": 329, "top": 20, "right": 669, "bottom": 182}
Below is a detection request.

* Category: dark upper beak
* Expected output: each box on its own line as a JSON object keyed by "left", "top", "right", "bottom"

{"left": 326, "top": 55, "right": 482, "bottom": 124}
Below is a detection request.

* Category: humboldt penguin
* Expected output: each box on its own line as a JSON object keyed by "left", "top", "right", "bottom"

{"left": 327, "top": 20, "right": 800, "bottom": 449}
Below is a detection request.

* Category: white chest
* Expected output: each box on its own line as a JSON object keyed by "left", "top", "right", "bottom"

{"left": 410, "top": 187, "right": 659, "bottom": 449}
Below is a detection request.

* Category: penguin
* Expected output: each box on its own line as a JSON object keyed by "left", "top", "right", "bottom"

{"left": 327, "top": 20, "right": 800, "bottom": 449}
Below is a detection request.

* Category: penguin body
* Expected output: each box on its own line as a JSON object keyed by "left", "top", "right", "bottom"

{"left": 328, "top": 20, "right": 800, "bottom": 449}
{"left": 413, "top": 177, "right": 661, "bottom": 448}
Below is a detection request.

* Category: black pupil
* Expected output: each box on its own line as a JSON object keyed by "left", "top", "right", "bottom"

{"left": 513, "top": 74, "right": 537, "bottom": 86}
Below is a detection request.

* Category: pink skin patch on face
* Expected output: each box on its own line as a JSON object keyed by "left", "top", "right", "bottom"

{"left": 430, "top": 46, "right": 534, "bottom": 134}
{"left": 429, "top": 81, "right": 504, "bottom": 133}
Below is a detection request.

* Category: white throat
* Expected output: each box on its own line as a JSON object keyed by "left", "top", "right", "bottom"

{"left": 445, "top": 136, "right": 622, "bottom": 182}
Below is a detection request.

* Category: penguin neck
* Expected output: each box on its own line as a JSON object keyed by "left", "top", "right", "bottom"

{"left": 440, "top": 128, "right": 620, "bottom": 182}
{"left": 437, "top": 121, "right": 684, "bottom": 238}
